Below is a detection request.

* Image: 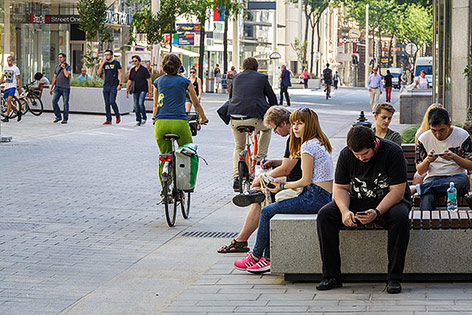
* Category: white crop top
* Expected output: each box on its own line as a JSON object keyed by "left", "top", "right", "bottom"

{"left": 301, "top": 139, "right": 334, "bottom": 183}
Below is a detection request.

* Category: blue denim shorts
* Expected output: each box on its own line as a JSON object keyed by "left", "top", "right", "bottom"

{"left": 3, "top": 88, "right": 16, "bottom": 98}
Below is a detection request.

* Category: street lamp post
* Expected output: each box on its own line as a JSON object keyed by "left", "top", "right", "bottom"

{"left": 365, "top": 3, "right": 369, "bottom": 87}
{"left": 151, "top": 0, "right": 161, "bottom": 73}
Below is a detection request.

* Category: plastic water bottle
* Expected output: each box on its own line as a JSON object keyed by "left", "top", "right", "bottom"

{"left": 447, "top": 182, "right": 458, "bottom": 213}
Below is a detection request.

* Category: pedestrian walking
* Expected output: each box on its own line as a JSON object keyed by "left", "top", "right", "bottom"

{"left": 226, "top": 66, "right": 237, "bottom": 96}
{"left": 98, "top": 49, "right": 122, "bottom": 125}
{"left": 50, "top": 53, "right": 71, "bottom": 124}
{"left": 400, "top": 72, "right": 407, "bottom": 92}
{"left": 126, "top": 55, "right": 151, "bottom": 126}
{"left": 214, "top": 64, "right": 222, "bottom": 92}
{"left": 416, "top": 71, "right": 430, "bottom": 89}
{"left": 322, "top": 63, "right": 333, "bottom": 98}
{"left": 302, "top": 68, "right": 309, "bottom": 89}
{"left": 384, "top": 70, "right": 393, "bottom": 102}
{"left": 185, "top": 67, "right": 202, "bottom": 113}
{"left": 333, "top": 71, "right": 340, "bottom": 90}
{"left": 367, "top": 67, "right": 383, "bottom": 112}
{"left": 279, "top": 65, "right": 291, "bottom": 106}
{"left": 0, "top": 56, "right": 22, "bottom": 122}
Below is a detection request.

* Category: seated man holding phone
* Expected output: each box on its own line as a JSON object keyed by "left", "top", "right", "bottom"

{"left": 316, "top": 126, "right": 410, "bottom": 294}
{"left": 415, "top": 107, "right": 472, "bottom": 209}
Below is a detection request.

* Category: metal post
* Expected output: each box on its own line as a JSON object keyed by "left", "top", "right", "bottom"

{"left": 365, "top": 3, "right": 369, "bottom": 87}
{"left": 272, "top": 9, "right": 277, "bottom": 87}
{"left": 298, "top": 0, "right": 302, "bottom": 73}
{"left": 0, "top": 120, "right": 12, "bottom": 142}
{"left": 232, "top": 8, "right": 240, "bottom": 71}
{"left": 151, "top": 0, "right": 161, "bottom": 72}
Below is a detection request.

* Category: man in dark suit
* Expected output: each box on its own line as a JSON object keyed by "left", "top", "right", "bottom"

{"left": 279, "top": 65, "right": 291, "bottom": 106}
{"left": 225, "top": 57, "right": 278, "bottom": 191}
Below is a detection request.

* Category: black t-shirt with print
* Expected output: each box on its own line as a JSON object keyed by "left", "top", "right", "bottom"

{"left": 335, "top": 138, "right": 409, "bottom": 201}
{"left": 284, "top": 137, "right": 302, "bottom": 182}
{"left": 103, "top": 60, "right": 121, "bottom": 87}
{"left": 129, "top": 65, "right": 151, "bottom": 93}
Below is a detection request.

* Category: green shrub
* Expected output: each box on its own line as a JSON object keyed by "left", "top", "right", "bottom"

{"left": 401, "top": 124, "right": 420, "bottom": 144}
{"left": 70, "top": 79, "right": 104, "bottom": 88}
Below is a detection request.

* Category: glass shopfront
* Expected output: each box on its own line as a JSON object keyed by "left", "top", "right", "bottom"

{"left": 0, "top": 0, "right": 132, "bottom": 84}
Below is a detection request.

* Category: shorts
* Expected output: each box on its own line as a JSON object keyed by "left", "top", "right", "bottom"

{"left": 3, "top": 88, "right": 16, "bottom": 98}
{"left": 324, "top": 80, "right": 332, "bottom": 86}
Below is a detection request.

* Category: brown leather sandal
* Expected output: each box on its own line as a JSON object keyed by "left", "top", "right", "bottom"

{"left": 217, "top": 239, "right": 250, "bottom": 253}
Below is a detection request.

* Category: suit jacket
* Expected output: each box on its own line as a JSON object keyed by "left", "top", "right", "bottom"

{"left": 222, "top": 70, "right": 277, "bottom": 121}
{"left": 280, "top": 69, "right": 292, "bottom": 87}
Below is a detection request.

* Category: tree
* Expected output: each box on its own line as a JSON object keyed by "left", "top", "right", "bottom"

{"left": 214, "top": 0, "right": 243, "bottom": 73}
{"left": 305, "top": 0, "right": 329, "bottom": 74}
{"left": 293, "top": 38, "right": 307, "bottom": 71}
{"left": 77, "top": 0, "right": 113, "bottom": 78}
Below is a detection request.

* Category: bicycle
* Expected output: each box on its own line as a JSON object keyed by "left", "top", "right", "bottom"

{"left": 231, "top": 115, "right": 260, "bottom": 193}
{"left": 17, "top": 82, "right": 44, "bottom": 116}
{"left": 159, "top": 112, "right": 202, "bottom": 227}
{"left": 1, "top": 88, "right": 21, "bottom": 119}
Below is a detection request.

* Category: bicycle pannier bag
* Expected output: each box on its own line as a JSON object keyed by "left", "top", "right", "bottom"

{"left": 175, "top": 143, "right": 199, "bottom": 191}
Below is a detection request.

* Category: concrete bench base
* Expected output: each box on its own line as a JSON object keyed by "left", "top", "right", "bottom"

{"left": 270, "top": 214, "right": 472, "bottom": 281}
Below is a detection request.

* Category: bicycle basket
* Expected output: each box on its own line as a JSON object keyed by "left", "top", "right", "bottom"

{"left": 175, "top": 143, "right": 199, "bottom": 191}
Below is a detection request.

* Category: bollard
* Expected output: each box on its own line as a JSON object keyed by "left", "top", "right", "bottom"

{"left": 352, "top": 111, "right": 372, "bottom": 128}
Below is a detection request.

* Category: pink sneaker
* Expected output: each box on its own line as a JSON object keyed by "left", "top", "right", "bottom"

{"left": 247, "top": 257, "right": 270, "bottom": 274}
{"left": 234, "top": 254, "right": 258, "bottom": 271}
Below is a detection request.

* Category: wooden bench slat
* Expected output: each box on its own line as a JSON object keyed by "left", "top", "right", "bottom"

{"left": 432, "top": 211, "right": 441, "bottom": 229}
{"left": 459, "top": 210, "right": 469, "bottom": 228}
{"left": 450, "top": 211, "right": 460, "bottom": 229}
{"left": 413, "top": 211, "right": 422, "bottom": 229}
{"left": 440, "top": 211, "right": 450, "bottom": 229}
{"left": 422, "top": 211, "right": 431, "bottom": 229}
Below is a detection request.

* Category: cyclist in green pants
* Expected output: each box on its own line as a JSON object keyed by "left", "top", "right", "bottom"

{"left": 152, "top": 54, "right": 208, "bottom": 201}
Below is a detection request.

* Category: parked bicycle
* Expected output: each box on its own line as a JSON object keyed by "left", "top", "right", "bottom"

{"left": 17, "top": 82, "right": 44, "bottom": 116}
{"left": 0, "top": 88, "right": 21, "bottom": 119}
{"left": 230, "top": 115, "right": 260, "bottom": 193}
{"left": 159, "top": 112, "right": 203, "bottom": 227}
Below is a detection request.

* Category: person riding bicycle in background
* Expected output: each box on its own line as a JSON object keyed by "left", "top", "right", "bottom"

{"left": 152, "top": 54, "right": 208, "bottom": 202}
{"left": 323, "top": 63, "right": 333, "bottom": 98}
{"left": 223, "top": 57, "right": 278, "bottom": 191}
{"left": 0, "top": 56, "right": 22, "bottom": 122}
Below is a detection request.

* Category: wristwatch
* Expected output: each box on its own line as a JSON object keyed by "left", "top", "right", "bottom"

{"left": 374, "top": 209, "right": 381, "bottom": 220}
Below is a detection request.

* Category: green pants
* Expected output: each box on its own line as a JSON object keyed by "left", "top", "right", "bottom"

{"left": 155, "top": 119, "right": 193, "bottom": 192}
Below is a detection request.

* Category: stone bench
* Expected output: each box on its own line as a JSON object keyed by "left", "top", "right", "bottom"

{"left": 270, "top": 212, "right": 472, "bottom": 282}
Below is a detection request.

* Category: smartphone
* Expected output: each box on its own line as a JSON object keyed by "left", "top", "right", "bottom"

{"left": 432, "top": 153, "right": 445, "bottom": 157}
{"left": 356, "top": 211, "right": 367, "bottom": 216}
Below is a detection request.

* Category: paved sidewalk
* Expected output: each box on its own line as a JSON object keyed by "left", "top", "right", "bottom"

{"left": 1, "top": 87, "right": 446, "bottom": 315}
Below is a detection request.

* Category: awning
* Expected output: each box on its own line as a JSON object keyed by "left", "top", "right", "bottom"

{"left": 161, "top": 46, "right": 200, "bottom": 57}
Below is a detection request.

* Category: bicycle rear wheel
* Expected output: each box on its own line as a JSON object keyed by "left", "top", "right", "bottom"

{"left": 28, "top": 94, "right": 44, "bottom": 116}
{"left": 164, "top": 165, "right": 177, "bottom": 227}
{"left": 238, "top": 160, "right": 251, "bottom": 193}
{"left": 181, "top": 192, "right": 191, "bottom": 219}
{"left": 1, "top": 96, "right": 20, "bottom": 118}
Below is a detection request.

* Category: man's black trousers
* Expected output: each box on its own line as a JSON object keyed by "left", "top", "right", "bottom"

{"left": 279, "top": 86, "right": 290, "bottom": 105}
{"left": 316, "top": 198, "right": 410, "bottom": 281}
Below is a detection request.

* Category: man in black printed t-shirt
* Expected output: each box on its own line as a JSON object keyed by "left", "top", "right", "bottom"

{"left": 98, "top": 49, "right": 122, "bottom": 125}
{"left": 217, "top": 106, "right": 302, "bottom": 254}
{"left": 316, "top": 125, "right": 410, "bottom": 294}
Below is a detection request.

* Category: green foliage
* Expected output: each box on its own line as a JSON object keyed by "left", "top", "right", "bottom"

{"left": 396, "top": 3, "right": 433, "bottom": 47}
{"left": 401, "top": 124, "right": 420, "bottom": 144}
{"left": 294, "top": 38, "right": 308, "bottom": 65}
{"left": 77, "top": 0, "right": 112, "bottom": 43}
{"left": 463, "top": 54, "right": 472, "bottom": 82}
{"left": 70, "top": 79, "right": 104, "bottom": 88}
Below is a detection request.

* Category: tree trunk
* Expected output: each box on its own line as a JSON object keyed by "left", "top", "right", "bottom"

{"left": 198, "top": 16, "right": 206, "bottom": 82}
{"left": 316, "top": 20, "right": 321, "bottom": 77}
{"left": 223, "top": 11, "right": 229, "bottom": 73}
{"left": 388, "top": 34, "right": 394, "bottom": 68}
{"left": 310, "top": 22, "right": 315, "bottom": 74}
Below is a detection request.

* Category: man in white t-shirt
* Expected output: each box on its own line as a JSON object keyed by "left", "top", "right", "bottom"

{"left": 0, "top": 56, "right": 22, "bottom": 122}
{"left": 415, "top": 107, "right": 472, "bottom": 209}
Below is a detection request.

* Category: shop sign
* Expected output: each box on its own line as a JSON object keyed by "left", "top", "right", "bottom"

{"left": 105, "top": 10, "right": 132, "bottom": 25}
{"left": 339, "top": 37, "right": 360, "bottom": 43}
{"left": 178, "top": 34, "right": 195, "bottom": 46}
{"left": 176, "top": 24, "right": 201, "bottom": 33}
{"left": 29, "top": 14, "right": 81, "bottom": 24}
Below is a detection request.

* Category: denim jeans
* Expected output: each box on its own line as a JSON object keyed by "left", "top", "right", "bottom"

{"left": 133, "top": 91, "right": 147, "bottom": 122}
{"left": 52, "top": 87, "right": 70, "bottom": 121}
{"left": 252, "top": 184, "right": 332, "bottom": 259}
{"left": 103, "top": 86, "right": 120, "bottom": 121}
{"left": 418, "top": 173, "right": 470, "bottom": 210}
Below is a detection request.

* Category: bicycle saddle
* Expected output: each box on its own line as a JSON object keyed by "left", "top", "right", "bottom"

{"left": 236, "top": 125, "right": 255, "bottom": 133}
{"left": 163, "top": 134, "right": 180, "bottom": 140}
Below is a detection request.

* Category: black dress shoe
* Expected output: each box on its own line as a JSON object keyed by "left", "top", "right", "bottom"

{"left": 233, "top": 191, "right": 265, "bottom": 207}
{"left": 316, "top": 278, "right": 342, "bottom": 291}
{"left": 386, "top": 280, "right": 402, "bottom": 294}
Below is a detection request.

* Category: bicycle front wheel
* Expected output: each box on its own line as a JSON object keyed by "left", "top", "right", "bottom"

{"left": 28, "top": 94, "right": 44, "bottom": 116}
{"left": 181, "top": 192, "right": 191, "bottom": 219}
{"left": 1, "top": 96, "right": 20, "bottom": 118}
{"left": 164, "top": 166, "right": 177, "bottom": 227}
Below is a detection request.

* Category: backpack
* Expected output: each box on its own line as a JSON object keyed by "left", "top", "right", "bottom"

{"left": 175, "top": 143, "right": 199, "bottom": 191}
{"left": 323, "top": 69, "right": 332, "bottom": 81}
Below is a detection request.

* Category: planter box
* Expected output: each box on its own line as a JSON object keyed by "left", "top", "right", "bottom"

{"left": 42, "top": 87, "right": 133, "bottom": 115}
{"left": 400, "top": 88, "right": 432, "bottom": 124}
{"left": 308, "top": 79, "right": 321, "bottom": 89}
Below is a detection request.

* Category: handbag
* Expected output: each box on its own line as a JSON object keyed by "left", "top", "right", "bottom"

{"left": 275, "top": 187, "right": 303, "bottom": 202}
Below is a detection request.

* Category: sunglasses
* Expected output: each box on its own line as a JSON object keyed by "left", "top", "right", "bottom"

{"left": 190, "top": 71, "right": 196, "bottom": 74}
{"left": 132, "top": 60, "right": 139, "bottom": 63}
